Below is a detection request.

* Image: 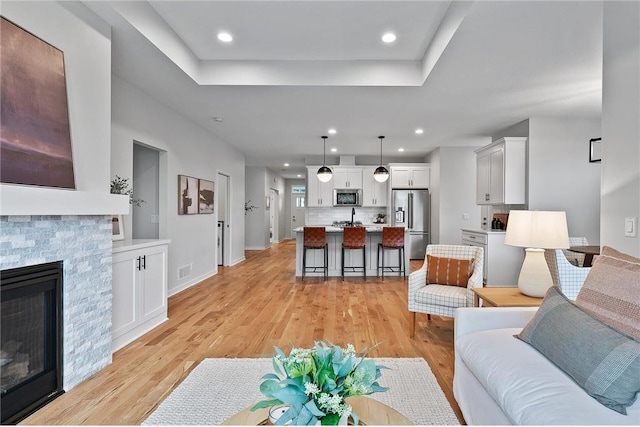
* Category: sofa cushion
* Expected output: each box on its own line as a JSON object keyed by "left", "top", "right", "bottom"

{"left": 516, "top": 287, "right": 640, "bottom": 415}
{"left": 456, "top": 327, "right": 640, "bottom": 425}
{"left": 576, "top": 246, "right": 640, "bottom": 339}
{"left": 427, "top": 255, "right": 470, "bottom": 287}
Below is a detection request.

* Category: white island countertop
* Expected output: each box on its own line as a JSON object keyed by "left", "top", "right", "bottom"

{"left": 294, "top": 225, "right": 386, "bottom": 233}
{"left": 461, "top": 228, "right": 506, "bottom": 235}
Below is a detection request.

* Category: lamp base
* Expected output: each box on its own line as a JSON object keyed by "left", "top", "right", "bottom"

{"left": 517, "top": 248, "right": 553, "bottom": 298}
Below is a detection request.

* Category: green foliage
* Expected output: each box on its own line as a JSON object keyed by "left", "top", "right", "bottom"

{"left": 250, "top": 341, "right": 388, "bottom": 425}
{"left": 110, "top": 175, "right": 146, "bottom": 207}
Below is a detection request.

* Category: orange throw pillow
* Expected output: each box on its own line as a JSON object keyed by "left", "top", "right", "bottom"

{"left": 427, "top": 255, "right": 471, "bottom": 287}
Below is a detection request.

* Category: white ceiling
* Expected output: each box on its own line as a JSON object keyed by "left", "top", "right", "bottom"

{"left": 86, "top": 1, "right": 603, "bottom": 179}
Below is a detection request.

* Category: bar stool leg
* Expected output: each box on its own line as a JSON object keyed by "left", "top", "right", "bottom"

{"left": 341, "top": 246, "right": 345, "bottom": 281}
{"left": 302, "top": 247, "right": 306, "bottom": 281}
{"left": 325, "top": 244, "right": 328, "bottom": 280}
{"left": 363, "top": 245, "right": 366, "bottom": 281}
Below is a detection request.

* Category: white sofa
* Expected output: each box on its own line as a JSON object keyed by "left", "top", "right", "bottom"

{"left": 453, "top": 307, "right": 640, "bottom": 425}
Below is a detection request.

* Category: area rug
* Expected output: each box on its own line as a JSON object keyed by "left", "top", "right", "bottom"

{"left": 142, "top": 358, "right": 459, "bottom": 425}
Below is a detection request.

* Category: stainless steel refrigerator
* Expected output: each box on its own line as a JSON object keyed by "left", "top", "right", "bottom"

{"left": 391, "top": 189, "right": 430, "bottom": 259}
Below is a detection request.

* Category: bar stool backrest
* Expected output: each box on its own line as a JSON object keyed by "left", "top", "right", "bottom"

{"left": 382, "top": 227, "right": 405, "bottom": 248}
{"left": 304, "top": 227, "right": 326, "bottom": 248}
{"left": 343, "top": 227, "right": 366, "bottom": 249}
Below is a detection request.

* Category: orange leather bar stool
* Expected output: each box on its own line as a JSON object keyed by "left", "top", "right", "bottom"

{"left": 341, "top": 227, "right": 367, "bottom": 281}
{"left": 302, "top": 227, "right": 328, "bottom": 280}
{"left": 377, "top": 226, "right": 406, "bottom": 279}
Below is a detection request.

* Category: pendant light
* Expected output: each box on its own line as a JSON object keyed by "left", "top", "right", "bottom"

{"left": 374, "top": 136, "right": 390, "bottom": 182}
{"left": 317, "top": 135, "right": 333, "bottom": 182}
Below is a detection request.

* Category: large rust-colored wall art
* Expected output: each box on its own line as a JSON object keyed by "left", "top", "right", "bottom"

{"left": 0, "top": 17, "right": 75, "bottom": 189}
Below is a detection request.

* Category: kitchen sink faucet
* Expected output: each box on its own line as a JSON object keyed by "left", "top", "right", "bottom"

{"left": 351, "top": 207, "right": 355, "bottom": 226}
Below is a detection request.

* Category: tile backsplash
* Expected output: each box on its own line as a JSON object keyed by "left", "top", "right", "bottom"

{"left": 307, "top": 207, "right": 387, "bottom": 225}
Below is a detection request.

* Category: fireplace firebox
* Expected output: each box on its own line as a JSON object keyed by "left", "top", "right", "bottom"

{"left": 1, "top": 261, "right": 63, "bottom": 424}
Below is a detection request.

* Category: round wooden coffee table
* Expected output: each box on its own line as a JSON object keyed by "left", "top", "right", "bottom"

{"left": 222, "top": 396, "right": 413, "bottom": 425}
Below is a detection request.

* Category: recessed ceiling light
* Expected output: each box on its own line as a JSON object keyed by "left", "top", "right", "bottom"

{"left": 328, "top": 128, "right": 337, "bottom": 135}
{"left": 297, "top": 174, "right": 302, "bottom": 178}
{"left": 382, "top": 32, "right": 396, "bottom": 43}
{"left": 398, "top": 148, "right": 405, "bottom": 152}
{"left": 330, "top": 148, "right": 337, "bottom": 152}
{"left": 415, "top": 128, "right": 424, "bottom": 134}
{"left": 213, "top": 117, "right": 224, "bottom": 122}
{"left": 284, "top": 163, "right": 290, "bottom": 167}
{"left": 217, "top": 32, "right": 233, "bottom": 42}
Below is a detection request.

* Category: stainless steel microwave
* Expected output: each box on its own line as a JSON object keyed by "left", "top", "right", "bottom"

{"left": 333, "top": 189, "right": 362, "bottom": 207}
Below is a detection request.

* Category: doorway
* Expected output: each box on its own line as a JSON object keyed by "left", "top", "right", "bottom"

{"left": 291, "top": 186, "right": 306, "bottom": 236}
{"left": 132, "top": 143, "right": 160, "bottom": 239}
{"left": 217, "top": 173, "right": 230, "bottom": 266}
{"left": 269, "top": 189, "right": 279, "bottom": 244}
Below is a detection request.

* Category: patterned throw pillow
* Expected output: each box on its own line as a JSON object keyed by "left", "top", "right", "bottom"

{"left": 516, "top": 287, "right": 640, "bottom": 415}
{"left": 575, "top": 246, "right": 640, "bottom": 340}
{"left": 426, "top": 255, "right": 471, "bottom": 287}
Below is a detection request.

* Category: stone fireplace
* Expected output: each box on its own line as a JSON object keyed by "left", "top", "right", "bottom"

{"left": 0, "top": 215, "right": 113, "bottom": 421}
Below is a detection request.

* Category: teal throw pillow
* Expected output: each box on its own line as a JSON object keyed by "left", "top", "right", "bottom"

{"left": 516, "top": 286, "right": 640, "bottom": 415}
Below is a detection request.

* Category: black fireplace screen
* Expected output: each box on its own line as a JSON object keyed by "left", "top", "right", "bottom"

{"left": 1, "top": 261, "right": 63, "bottom": 424}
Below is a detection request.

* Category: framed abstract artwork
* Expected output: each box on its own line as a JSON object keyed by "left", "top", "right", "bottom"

{"left": 178, "top": 175, "right": 198, "bottom": 215}
{"left": 198, "top": 179, "right": 214, "bottom": 214}
{"left": 0, "top": 17, "right": 75, "bottom": 188}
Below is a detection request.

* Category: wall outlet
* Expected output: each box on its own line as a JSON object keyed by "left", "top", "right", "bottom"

{"left": 150, "top": 214, "right": 159, "bottom": 224}
{"left": 462, "top": 213, "right": 470, "bottom": 220}
{"left": 625, "top": 217, "right": 637, "bottom": 237}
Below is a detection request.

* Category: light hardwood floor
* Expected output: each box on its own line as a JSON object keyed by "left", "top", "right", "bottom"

{"left": 21, "top": 239, "right": 462, "bottom": 425}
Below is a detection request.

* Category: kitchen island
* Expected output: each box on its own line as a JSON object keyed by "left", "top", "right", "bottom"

{"left": 294, "top": 226, "right": 410, "bottom": 278}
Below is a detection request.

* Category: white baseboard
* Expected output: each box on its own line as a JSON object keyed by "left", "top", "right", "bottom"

{"left": 229, "top": 257, "right": 245, "bottom": 266}
{"left": 245, "top": 246, "right": 268, "bottom": 250}
{"left": 168, "top": 268, "right": 217, "bottom": 297}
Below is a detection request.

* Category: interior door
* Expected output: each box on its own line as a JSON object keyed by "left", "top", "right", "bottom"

{"left": 291, "top": 193, "right": 305, "bottom": 237}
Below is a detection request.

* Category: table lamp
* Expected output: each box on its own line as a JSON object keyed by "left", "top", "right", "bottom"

{"left": 504, "top": 210, "right": 569, "bottom": 297}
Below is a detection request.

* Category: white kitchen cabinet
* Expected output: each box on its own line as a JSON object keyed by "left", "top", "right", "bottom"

{"left": 475, "top": 137, "right": 526, "bottom": 205}
{"left": 112, "top": 239, "right": 170, "bottom": 352}
{"left": 332, "top": 168, "right": 363, "bottom": 189}
{"left": 389, "top": 164, "right": 430, "bottom": 189}
{"left": 361, "top": 167, "right": 388, "bottom": 206}
{"left": 307, "top": 166, "right": 333, "bottom": 207}
{"left": 461, "top": 229, "right": 523, "bottom": 287}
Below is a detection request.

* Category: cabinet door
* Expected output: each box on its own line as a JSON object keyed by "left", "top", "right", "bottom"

{"left": 139, "top": 245, "right": 168, "bottom": 322}
{"left": 476, "top": 153, "right": 491, "bottom": 204}
{"left": 391, "top": 169, "right": 411, "bottom": 188}
{"left": 319, "top": 181, "right": 333, "bottom": 206}
{"left": 411, "top": 167, "right": 429, "bottom": 188}
{"left": 332, "top": 170, "right": 350, "bottom": 188}
{"left": 362, "top": 167, "right": 388, "bottom": 206}
{"left": 489, "top": 149, "right": 505, "bottom": 203}
{"left": 112, "top": 251, "right": 138, "bottom": 337}
{"left": 348, "top": 169, "right": 363, "bottom": 189}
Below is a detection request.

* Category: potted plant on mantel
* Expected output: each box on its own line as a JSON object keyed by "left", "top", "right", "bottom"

{"left": 110, "top": 175, "right": 146, "bottom": 207}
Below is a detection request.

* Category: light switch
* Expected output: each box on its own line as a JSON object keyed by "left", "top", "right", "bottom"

{"left": 625, "top": 217, "right": 637, "bottom": 237}
{"left": 151, "top": 214, "right": 159, "bottom": 224}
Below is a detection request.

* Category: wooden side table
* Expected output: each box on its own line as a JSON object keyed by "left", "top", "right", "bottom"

{"left": 473, "top": 287, "right": 543, "bottom": 308}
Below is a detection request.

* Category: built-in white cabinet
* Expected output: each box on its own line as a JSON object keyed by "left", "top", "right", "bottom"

{"left": 332, "top": 167, "right": 363, "bottom": 189}
{"left": 461, "top": 229, "right": 523, "bottom": 287}
{"left": 307, "top": 166, "right": 333, "bottom": 207}
{"left": 389, "top": 164, "right": 430, "bottom": 189}
{"left": 112, "top": 239, "right": 170, "bottom": 352}
{"left": 475, "top": 137, "right": 526, "bottom": 205}
{"left": 361, "top": 166, "right": 388, "bottom": 206}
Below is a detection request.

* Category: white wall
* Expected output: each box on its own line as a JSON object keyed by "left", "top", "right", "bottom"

{"left": 601, "top": 2, "right": 640, "bottom": 256}
{"left": 1, "top": 1, "right": 111, "bottom": 194}
{"left": 528, "top": 118, "right": 602, "bottom": 244}
{"left": 427, "top": 146, "right": 485, "bottom": 245}
{"left": 111, "top": 76, "right": 246, "bottom": 295}
{"left": 245, "top": 166, "right": 268, "bottom": 249}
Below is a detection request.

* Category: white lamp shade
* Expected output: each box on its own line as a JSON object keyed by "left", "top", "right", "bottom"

{"left": 317, "top": 166, "right": 333, "bottom": 182}
{"left": 373, "top": 166, "right": 389, "bottom": 182}
{"left": 504, "top": 210, "right": 569, "bottom": 249}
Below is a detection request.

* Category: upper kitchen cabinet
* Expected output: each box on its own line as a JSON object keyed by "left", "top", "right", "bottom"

{"left": 307, "top": 166, "right": 333, "bottom": 207}
{"left": 332, "top": 167, "right": 363, "bottom": 189}
{"left": 475, "top": 137, "right": 526, "bottom": 205}
{"left": 361, "top": 167, "right": 388, "bottom": 207}
{"left": 390, "top": 164, "right": 430, "bottom": 189}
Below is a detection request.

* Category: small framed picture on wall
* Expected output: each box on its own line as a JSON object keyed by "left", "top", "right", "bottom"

{"left": 198, "top": 179, "right": 214, "bottom": 214}
{"left": 178, "top": 175, "right": 198, "bottom": 215}
{"left": 112, "top": 215, "right": 124, "bottom": 241}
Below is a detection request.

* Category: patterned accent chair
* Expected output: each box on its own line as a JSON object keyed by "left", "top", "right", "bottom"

{"left": 562, "top": 236, "right": 590, "bottom": 266}
{"left": 302, "top": 227, "right": 328, "bottom": 280}
{"left": 377, "top": 227, "right": 406, "bottom": 279}
{"left": 408, "top": 245, "right": 484, "bottom": 337}
{"left": 544, "top": 249, "right": 591, "bottom": 300}
{"left": 342, "top": 227, "right": 367, "bottom": 281}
